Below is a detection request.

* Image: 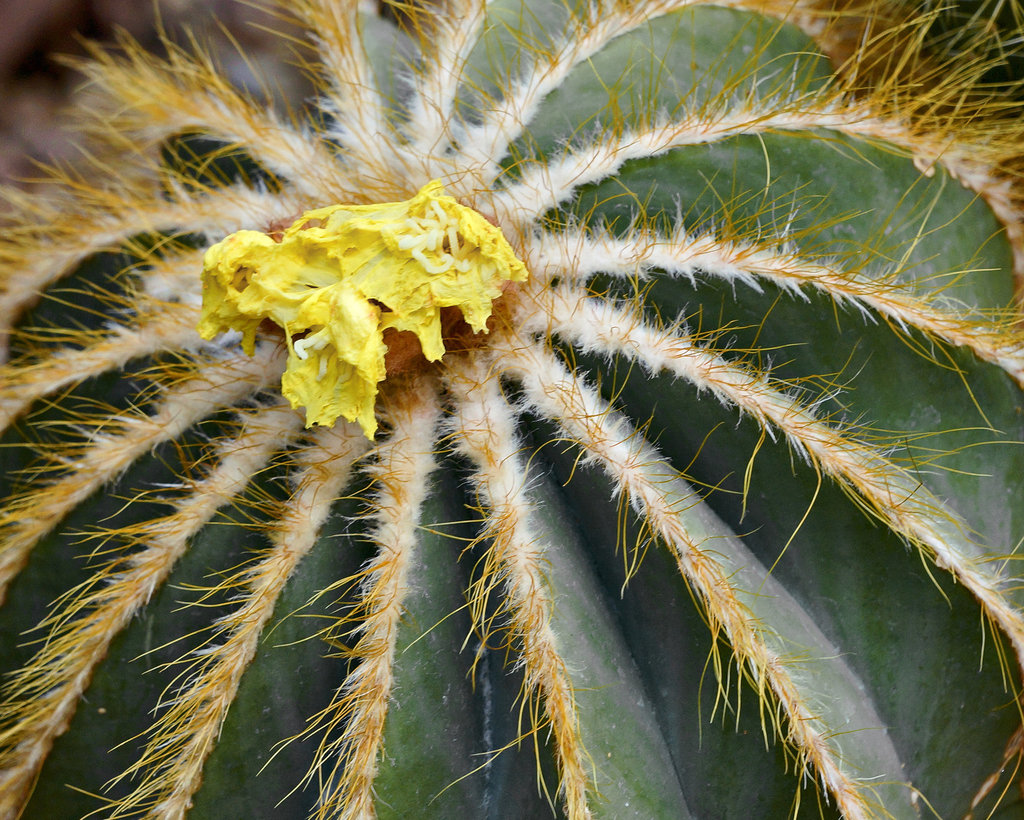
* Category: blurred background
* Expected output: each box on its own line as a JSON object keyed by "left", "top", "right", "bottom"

{"left": 0, "top": 0, "right": 305, "bottom": 188}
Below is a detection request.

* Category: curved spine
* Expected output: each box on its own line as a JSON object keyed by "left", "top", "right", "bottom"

{"left": 0, "top": 299, "right": 201, "bottom": 434}
{"left": 0, "top": 186, "right": 305, "bottom": 362}
{"left": 0, "top": 402, "right": 303, "bottom": 816}
{"left": 499, "top": 332, "right": 882, "bottom": 819}
{"left": 291, "top": 378, "right": 440, "bottom": 820}
{"left": 74, "top": 37, "right": 353, "bottom": 202}
{"left": 286, "top": 0, "right": 405, "bottom": 186}
{"left": 106, "top": 421, "right": 368, "bottom": 819}
{"left": 447, "top": 353, "right": 593, "bottom": 820}
{"left": 529, "top": 286, "right": 1024, "bottom": 662}
{"left": 524, "top": 228, "right": 1024, "bottom": 385}
{"left": 0, "top": 349, "right": 283, "bottom": 603}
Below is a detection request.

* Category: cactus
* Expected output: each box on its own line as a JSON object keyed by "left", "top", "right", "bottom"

{"left": 1, "top": 0, "right": 1023, "bottom": 817}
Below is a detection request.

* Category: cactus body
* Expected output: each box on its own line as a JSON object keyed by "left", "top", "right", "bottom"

{"left": 1, "top": 1, "right": 1023, "bottom": 818}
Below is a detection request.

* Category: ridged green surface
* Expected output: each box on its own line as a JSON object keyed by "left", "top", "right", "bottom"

{"left": 0, "top": 2, "right": 1021, "bottom": 818}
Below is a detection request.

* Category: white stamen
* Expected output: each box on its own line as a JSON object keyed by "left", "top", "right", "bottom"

{"left": 431, "top": 200, "right": 449, "bottom": 224}
{"left": 294, "top": 331, "right": 329, "bottom": 360}
{"left": 412, "top": 248, "right": 453, "bottom": 274}
{"left": 397, "top": 233, "right": 425, "bottom": 250}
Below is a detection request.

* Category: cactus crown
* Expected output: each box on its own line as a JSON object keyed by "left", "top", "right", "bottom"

{"left": 0, "top": 1, "right": 1023, "bottom": 818}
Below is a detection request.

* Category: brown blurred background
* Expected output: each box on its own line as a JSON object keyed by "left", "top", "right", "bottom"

{"left": 0, "top": 0, "right": 304, "bottom": 188}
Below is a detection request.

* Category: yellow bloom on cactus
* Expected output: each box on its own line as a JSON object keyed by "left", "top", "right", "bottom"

{"left": 198, "top": 181, "right": 528, "bottom": 437}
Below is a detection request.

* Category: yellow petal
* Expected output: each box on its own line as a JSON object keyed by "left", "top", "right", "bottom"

{"left": 197, "top": 181, "right": 528, "bottom": 437}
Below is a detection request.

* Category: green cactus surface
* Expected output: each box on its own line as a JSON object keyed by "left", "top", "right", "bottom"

{"left": 1, "top": 1, "right": 1023, "bottom": 818}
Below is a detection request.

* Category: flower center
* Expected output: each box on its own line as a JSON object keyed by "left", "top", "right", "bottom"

{"left": 197, "top": 180, "right": 528, "bottom": 438}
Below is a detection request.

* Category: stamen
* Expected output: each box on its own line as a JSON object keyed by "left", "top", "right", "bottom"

{"left": 293, "top": 331, "right": 329, "bottom": 360}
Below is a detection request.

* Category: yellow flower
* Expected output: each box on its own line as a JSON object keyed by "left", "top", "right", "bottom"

{"left": 198, "top": 180, "right": 528, "bottom": 436}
